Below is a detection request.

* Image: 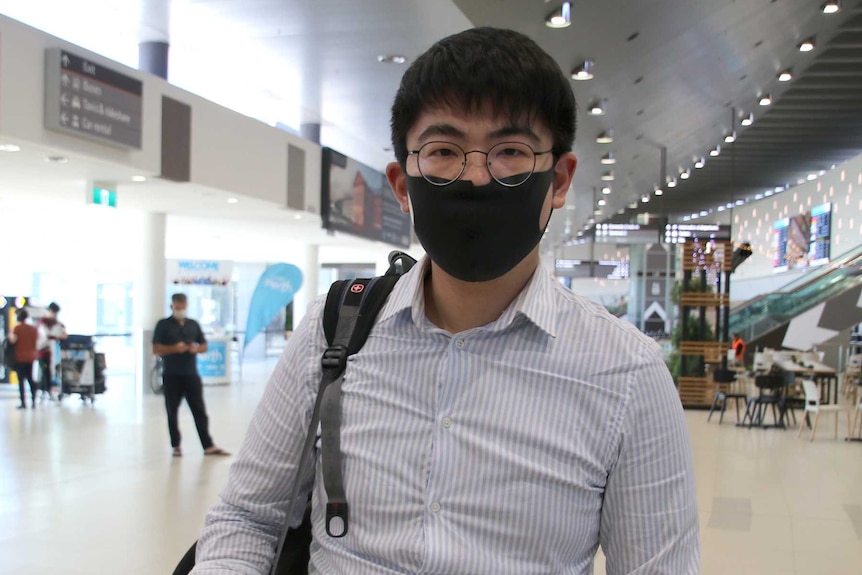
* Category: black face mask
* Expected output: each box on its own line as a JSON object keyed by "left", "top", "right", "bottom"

{"left": 407, "top": 169, "right": 555, "bottom": 282}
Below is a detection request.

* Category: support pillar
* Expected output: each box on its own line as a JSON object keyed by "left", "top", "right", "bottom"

{"left": 138, "top": 0, "right": 171, "bottom": 79}
{"left": 293, "top": 244, "right": 320, "bottom": 327}
{"left": 135, "top": 212, "right": 167, "bottom": 394}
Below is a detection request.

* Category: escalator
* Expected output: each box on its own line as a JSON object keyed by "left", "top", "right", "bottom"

{"left": 729, "top": 244, "right": 862, "bottom": 350}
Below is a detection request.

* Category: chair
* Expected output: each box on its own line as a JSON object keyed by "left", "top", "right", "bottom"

{"left": 741, "top": 373, "right": 786, "bottom": 428}
{"left": 707, "top": 370, "right": 748, "bottom": 424}
{"left": 797, "top": 380, "right": 852, "bottom": 442}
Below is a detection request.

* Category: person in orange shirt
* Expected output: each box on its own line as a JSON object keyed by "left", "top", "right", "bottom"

{"left": 731, "top": 333, "right": 747, "bottom": 367}
{"left": 8, "top": 309, "right": 39, "bottom": 409}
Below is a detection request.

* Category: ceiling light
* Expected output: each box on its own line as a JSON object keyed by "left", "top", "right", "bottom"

{"left": 0, "top": 143, "right": 21, "bottom": 152}
{"left": 700, "top": 210, "right": 709, "bottom": 217}
{"left": 724, "top": 131, "right": 736, "bottom": 143}
{"left": 709, "top": 146, "right": 721, "bottom": 157}
{"left": 577, "top": 230, "right": 584, "bottom": 237}
{"left": 227, "top": 197, "right": 239, "bottom": 204}
{"left": 799, "top": 38, "right": 815, "bottom": 52}
{"left": 691, "top": 213, "right": 700, "bottom": 220}
{"left": 546, "top": 2, "right": 572, "bottom": 28}
{"left": 778, "top": 69, "right": 793, "bottom": 82}
{"left": 601, "top": 186, "right": 612, "bottom": 195}
{"left": 717, "top": 206, "right": 726, "bottom": 212}
{"left": 740, "top": 113, "right": 754, "bottom": 127}
{"left": 588, "top": 99, "right": 607, "bottom": 116}
{"left": 680, "top": 169, "right": 691, "bottom": 180}
{"left": 822, "top": 1, "right": 841, "bottom": 14}
{"left": 617, "top": 208, "right": 626, "bottom": 215}
{"left": 694, "top": 157, "right": 706, "bottom": 169}
{"left": 654, "top": 187, "right": 664, "bottom": 196}
{"left": 628, "top": 202, "right": 638, "bottom": 209}
{"left": 641, "top": 196, "right": 650, "bottom": 203}
{"left": 594, "top": 208, "right": 603, "bottom": 215}
{"left": 571, "top": 60, "right": 595, "bottom": 80}
{"left": 683, "top": 216, "right": 691, "bottom": 222}
{"left": 598, "top": 199, "right": 607, "bottom": 206}
{"left": 601, "top": 171, "right": 615, "bottom": 181}
{"left": 377, "top": 54, "right": 407, "bottom": 64}
{"left": 596, "top": 130, "right": 614, "bottom": 144}
{"left": 667, "top": 178, "right": 677, "bottom": 188}
{"left": 131, "top": 175, "right": 147, "bottom": 182}
{"left": 775, "top": 186, "right": 785, "bottom": 193}
{"left": 294, "top": 214, "right": 303, "bottom": 220}
{"left": 45, "top": 155, "right": 68, "bottom": 163}
{"left": 726, "top": 202, "right": 734, "bottom": 209}
{"left": 759, "top": 94, "right": 773, "bottom": 106}
{"left": 587, "top": 217, "right": 596, "bottom": 224}
{"left": 600, "top": 152, "right": 616, "bottom": 165}
{"left": 807, "top": 173, "right": 817, "bottom": 181}
{"left": 736, "top": 199, "right": 745, "bottom": 206}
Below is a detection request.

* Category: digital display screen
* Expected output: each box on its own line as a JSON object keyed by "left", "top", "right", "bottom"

{"left": 594, "top": 223, "right": 659, "bottom": 244}
{"left": 555, "top": 259, "right": 630, "bottom": 280}
{"left": 321, "top": 148, "right": 412, "bottom": 248}
{"left": 773, "top": 203, "right": 830, "bottom": 272}
{"left": 664, "top": 224, "right": 731, "bottom": 244}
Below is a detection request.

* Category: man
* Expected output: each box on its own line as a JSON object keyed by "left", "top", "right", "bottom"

{"left": 194, "top": 28, "right": 698, "bottom": 573}
{"left": 9, "top": 309, "right": 39, "bottom": 410}
{"left": 732, "top": 333, "right": 747, "bottom": 366}
{"left": 153, "top": 294, "right": 230, "bottom": 458}
{"left": 37, "top": 302, "right": 67, "bottom": 401}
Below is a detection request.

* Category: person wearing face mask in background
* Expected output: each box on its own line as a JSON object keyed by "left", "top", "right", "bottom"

{"left": 194, "top": 27, "right": 698, "bottom": 574}
{"left": 37, "top": 302, "right": 67, "bottom": 402}
{"left": 152, "top": 293, "right": 230, "bottom": 458}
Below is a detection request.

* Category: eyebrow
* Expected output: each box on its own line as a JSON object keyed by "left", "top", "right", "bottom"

{"left": 415, "top": 123, "right": 542, "bottom": 145}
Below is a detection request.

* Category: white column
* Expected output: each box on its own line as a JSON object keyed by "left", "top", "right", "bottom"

{"left": 293, "top": 244, "right": 319, "bottom": 327}
{"left": 134, "top": 212, "right": 167, "bottom": 393}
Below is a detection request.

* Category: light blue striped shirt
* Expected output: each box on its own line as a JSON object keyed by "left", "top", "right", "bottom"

{"left": 194, "top": 258, "right": 699, "bottom": 574}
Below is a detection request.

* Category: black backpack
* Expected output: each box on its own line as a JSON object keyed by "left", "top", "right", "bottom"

{"left": 174, "top": 251, "right": 416, "bottom": 575}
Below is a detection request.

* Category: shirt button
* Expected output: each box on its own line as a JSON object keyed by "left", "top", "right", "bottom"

{"left": 430, "top": 502, "right": 441, "bottom": 513}
{"left": 442, "top": 417, "right": 452, "bottom": 429}
{"left": 455, "top": 339, "right": 465, "bottom": 349}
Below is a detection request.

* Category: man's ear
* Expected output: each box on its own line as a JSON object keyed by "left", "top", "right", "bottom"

{"left": 552, "top": 152, "right": 577, "bottom": 209}
{"left": 386, "top": 162, "right": 410, "bottom": 213}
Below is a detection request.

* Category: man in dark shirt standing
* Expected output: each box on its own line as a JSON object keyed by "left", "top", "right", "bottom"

{"left": 153, "top": 293, "right": 230, "bottom": 458}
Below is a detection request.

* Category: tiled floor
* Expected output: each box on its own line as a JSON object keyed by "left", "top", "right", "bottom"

{"left": 1, "top": 365, "right": 861, "bottom": 574}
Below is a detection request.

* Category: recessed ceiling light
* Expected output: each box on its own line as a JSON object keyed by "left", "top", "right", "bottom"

{"left": 577, "top": 230, "right": 584, "bottom": 236}
{"left": 680, "top": 169, "right": 691, "bottom": 180}
{"left": 667, "top": 178, "right": 677, "bottom": 188}
{"left": 600, "top": 152, "right": 616, "bottom": 165}
{"left": 724, "top": 131, "right": 736, "bottom": 143}
{"left": 717, "top": 205, "right": 726, "bottom": 212}
{"left": 571, "top": 59, "right": 595, "bottom": 80}
{"left": 822, "top": 1, "right": 841, "bottom": 14}
{"left": 546, "top": 2, "right": 572, "bottom": 28}
{"left": 807, "top": 173, "right": 818, "bottom": 181}
{"left": 799, "top": 38, "right": 815, "bottom": 52}
{"left": 617, "top": 208, "right": 626, "bottom": 215}
{"left": 759, "top": 94, "right": 773, "bottom": 106}
{"left": 778, "top": 69, "right": 793, "bottom": 82}
{"left": 587, "top": 217, "right": 596, "bottom": 224}
{"left": 654, "top": 187, "right": 664, "bottom": 196}
{"left": 601, "top": 186, "right": 612, "bottom": 195}
{"left": 694, "top": 157, "right": 706, "bottom": 169}
{"left": 294, "top": 214, "right": 303, "bottom": 220}
{"left": 596, "top": 130, "right": 614, "bottom": 144}
{"left": 588, "top": 99, "right": 607, "bottom": 116}
{"left": 45, "top": 155, "right": 68, "bottom": 163}
{"left": 598, "top": 199, "right": 607, "bottom": 206}
{"left": 740, "top": 113, "right": 754, "bottom": 126}
{"left": 709, "top": 145, "right": 721, "bottom": 157}
{"left": 736, "top": 199, "right": 745, "bottom": 206}
{"left": 641, "top": 196, "right": 650, "bottom": 203}
{"left": 601, "top": 171, "right": 615, "bottom": 181}
{"left": 628, "top": 202, "right": 638, "bottom": 209}
{"left": 227, "top": 197, "right": 239, "bottom": 204}
{"left": 377, "top": 54, "right": 407, "bottom": 64}
{"left": 0, "top": 144, "right": 21, "bottom": 152}
{"left": 131, "top": 175, "right": 147, "bottom": 182}
{"left": 593, "top": 208, "right": 603, "bottom": 215}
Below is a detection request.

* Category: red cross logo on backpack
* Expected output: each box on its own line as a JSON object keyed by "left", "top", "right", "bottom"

{"left": 350, "top": 284, "right": 365, "bottom": 294}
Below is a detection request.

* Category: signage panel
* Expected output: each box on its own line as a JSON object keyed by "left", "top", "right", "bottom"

{"left": 44, "top": 49, "right": 143, "bottom": 149}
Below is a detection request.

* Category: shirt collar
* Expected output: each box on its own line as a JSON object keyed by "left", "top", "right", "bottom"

{"left": 376, "top": 256, "right": 558, "bottom": 338}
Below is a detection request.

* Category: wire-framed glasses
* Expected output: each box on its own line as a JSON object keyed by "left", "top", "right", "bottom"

{"left": 407, "top": 141, "right": 553, "bottom": 187}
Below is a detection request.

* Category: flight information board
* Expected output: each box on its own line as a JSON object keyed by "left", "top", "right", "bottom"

{"left": 809, "top": 203, "right": 831, "bottom": 266}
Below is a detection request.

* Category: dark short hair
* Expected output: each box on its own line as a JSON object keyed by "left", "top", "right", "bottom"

{"left": 171, "top": 293, "right": 188, "bottom": 304}
{"left": 48, "top": 302, "right": 60, "bottom": 313}
{"left": 390, "top": 27, "right": 577, "bottom": 165}
{"left": 17, "top": 309, "right": 29, "bottom": 322}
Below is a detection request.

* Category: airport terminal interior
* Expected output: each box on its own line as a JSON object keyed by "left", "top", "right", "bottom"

{"left": 2, "top": 1, "right": 862, "bottom": 573}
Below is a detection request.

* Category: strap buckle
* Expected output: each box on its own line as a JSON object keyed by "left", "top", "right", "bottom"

{"left": 321, "top": 345, "right": 348, "bottom": 377}
{"left": 325, "top": 502, "right": 349, "bottom": 538}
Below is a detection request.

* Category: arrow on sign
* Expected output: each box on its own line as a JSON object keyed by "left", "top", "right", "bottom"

{"left": 643, "top": 301, "right": 668, "bottom": 322}
{"left": 61, "top": 74, "right": 70, "bottom": 87}
{"left": 61, "top": 93, "right": 69, "bottom": 106}
{"left": 61, "top": 53, "right": 71, "bottom": 67}
{"left": 60, "top": 112, "right": 69, "bottom": 125}
{"left": 782, "top": 302, "right": 840, "bottom": 351}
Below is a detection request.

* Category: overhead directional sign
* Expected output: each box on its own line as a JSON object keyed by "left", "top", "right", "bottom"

{"left": 44, "top": 49, "right": 143, "bottom": 149}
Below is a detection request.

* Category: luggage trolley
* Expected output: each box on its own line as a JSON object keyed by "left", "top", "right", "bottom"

{"left": 59, "top": 335, "right": 106, "bottom": 404}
